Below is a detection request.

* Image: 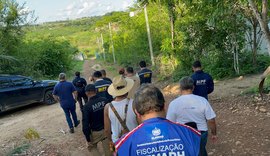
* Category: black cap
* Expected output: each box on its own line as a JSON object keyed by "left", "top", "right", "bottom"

{"left": 85, "top": 84, "right": 96, "bottom": 92}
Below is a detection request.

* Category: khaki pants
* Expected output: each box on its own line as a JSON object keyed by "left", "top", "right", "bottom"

{"left": 89, "top": 130, "right": 112, "bottom": 156}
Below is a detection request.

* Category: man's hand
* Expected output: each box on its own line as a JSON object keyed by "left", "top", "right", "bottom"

{"left": 211, "top": 135, "right": 218, "bottom": 143}
{"left": 86, "top": 142, "right": 94, "bottom": 151}
{"left": 109, "top": 141, "right": 115, "bottom": 152}
{"left": 53, "top": 95, "right": 60, "bottom": 103}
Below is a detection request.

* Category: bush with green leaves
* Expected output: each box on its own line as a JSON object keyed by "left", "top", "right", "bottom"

{"left": 16, "top": 36, "right": 78, "bottom": 78}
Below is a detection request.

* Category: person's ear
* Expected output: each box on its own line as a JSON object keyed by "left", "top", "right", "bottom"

{"left": 135, "top": 109, "right": 141, "bottom": 118}
{"left": 179, "top": 86, "right": 182, "bottom": 95}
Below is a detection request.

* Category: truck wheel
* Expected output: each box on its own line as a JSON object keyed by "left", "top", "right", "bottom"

{"left": 44, "top": 90, "right": 56, "bottom": 105}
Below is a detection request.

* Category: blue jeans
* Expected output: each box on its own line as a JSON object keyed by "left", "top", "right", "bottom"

{"left": 200, "top": 131, "right": 208, "bottom": 156}
{"left": 62, "top": 104, "right": 78, "bottom": 129}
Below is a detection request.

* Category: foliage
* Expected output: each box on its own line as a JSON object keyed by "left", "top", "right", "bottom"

{"left": 0, "top": 0, "right": 35, "bottom": 55}
{"left": 16, "top": 0, "right": 270, "bottom": 80}
{"left": 15, "top": 36, "right": 78, "bottom": 78}
{"left": 24, "top": 128, "right": 40, "bottom": 140}
{"left": 7, "top": 143, "right": 31, "bottom": 156}
{"left": 0, "top": 0, "right": 79, "bottom": 79}
{"left": 242, "top": 76, "right": 270, "bottom": 95}
{"left": 66, "top": 60, "right": 84, "bottom": 80}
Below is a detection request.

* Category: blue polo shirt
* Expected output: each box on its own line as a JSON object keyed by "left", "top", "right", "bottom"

{"left": 53, "top": 81, "right": 76, "bottom": 108}
{"left": 115, "top": 117, "right": 201, "bottom": 156}
{"left": 191, "top": 70, "right": 214, "bottom": 100}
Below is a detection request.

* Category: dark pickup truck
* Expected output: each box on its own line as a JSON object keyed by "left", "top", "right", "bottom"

{"left": 0, "top": 75, "right": 58, "bottom": 112}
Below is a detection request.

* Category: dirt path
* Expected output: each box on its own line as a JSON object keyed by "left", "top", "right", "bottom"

{"left": 0, "top": 59, "right": 269, "bottom": 156}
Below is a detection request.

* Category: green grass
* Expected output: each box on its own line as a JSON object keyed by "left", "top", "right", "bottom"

{"left": 7, "top": 143, "right": 31, "bottom": 156}
{"left": 242, "top": 77, "right": 270, "bottom": 95}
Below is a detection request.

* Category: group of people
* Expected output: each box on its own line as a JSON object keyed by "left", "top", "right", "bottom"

{"left": 52, "top": 60, "right": 217, "bottom": 156}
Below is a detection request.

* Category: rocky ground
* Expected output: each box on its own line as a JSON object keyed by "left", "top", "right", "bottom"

{"left": 0, "top": 59, "right": 269, "bottom": 156}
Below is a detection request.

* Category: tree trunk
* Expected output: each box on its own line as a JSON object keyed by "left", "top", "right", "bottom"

{"left": 252, "top": 22, "right": 257, "bottom": 65}
{"left": 248, "top": 0, "right": 270, "bottom": 55}
{"left": 170, "top": 16, "right": 175, "bottom": 49}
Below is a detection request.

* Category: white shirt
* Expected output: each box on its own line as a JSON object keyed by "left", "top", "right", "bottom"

{"left": 109, "top": 98, "right": 138, "bottom": 142}
{"left": 166, "top": 94, "right": 216, "bottom": 131}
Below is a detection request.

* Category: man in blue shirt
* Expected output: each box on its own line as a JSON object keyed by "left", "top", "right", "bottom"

{"left": 138, "top": 61, "right": 152, "bottom": 85}
{"left": 92, "top": 71, "right": 113, "bottom": 102}
{"left": 115, "top": 84, "right": 201, "bottom": 156}
{"left": 191, "top": 61, "right": 214, "bottom": 100}
{"left": 53, "top": 73, "right": 80, "bottom": 133}
{"left": 72, "top": 71, "right": 87, "bottom": 112}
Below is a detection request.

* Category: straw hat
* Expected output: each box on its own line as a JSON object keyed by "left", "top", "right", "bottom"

{"left": 91, "top": 64, "right": 102, "bottom": 71}
{"left": 108, "top": 75, "right": 134, "bottom": 97}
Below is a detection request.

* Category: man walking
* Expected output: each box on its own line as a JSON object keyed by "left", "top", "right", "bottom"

{"left": 167, "top": 76, "right": 217, "bottom": 156}
{"left": 92, "top": 71, "right": 113, "bottom": 102}
{"left": 104, "top": 75, "right": 137, "bottom": 150}
{"left": 100, "top": 69, "right": 112, "bottom": 83}
{"left": 115, "top": 84, "right": 201, "bottom": 156}
{"left": 53, "top": 73, "right": 80, "bottom": 133}
{"left": 82, "top": 84, "right": 111, "bottom": 156}
{"left": 138, "top": 60, "right": 152, "bottom": 84}
{"left": 191, "top": 60, "right": 214, "bottom": 100}
{"left": 72, "top": 71, "right": 87, "bottom": 112}
{"left": 125, "top": 67, "right": 140, "bottom": 99}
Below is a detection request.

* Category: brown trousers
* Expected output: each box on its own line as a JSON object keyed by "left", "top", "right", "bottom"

{"left": 89, "top": 130, "right": 112, "bottom": 156}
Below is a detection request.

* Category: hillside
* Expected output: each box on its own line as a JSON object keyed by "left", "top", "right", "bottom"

{"left": 24, "top": 11, "right": 128, "bottom": 55}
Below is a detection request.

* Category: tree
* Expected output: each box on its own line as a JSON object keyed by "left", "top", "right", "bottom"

{"left": 0, "top": 0, "right": 35, "bottom": 55}
{"left": 247, "top": 0, "right": 270, "bottom": 55}
{"left": 243, "top": 4, "right": 263, "bottom": 65}
{"left": 138, "top": 0, "right": 177, "bottom": 50}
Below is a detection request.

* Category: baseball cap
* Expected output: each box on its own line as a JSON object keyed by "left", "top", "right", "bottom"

{"left": 85, "top": 84, "right": 96, "bottom": 92}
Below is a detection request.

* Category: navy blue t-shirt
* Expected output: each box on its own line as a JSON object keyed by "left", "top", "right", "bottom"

{"left": 191, "top": 70, "right": 214, "bottom": 100}
{"left": 138, "top": 68, "right": 152, "bottom": 84}
{"left": 115, "top": 117, "right": 201, "bottom": 156}
{"left": 94, "top": 79, "right": 113, "bottom": 102}
{"left": 53, "top": 81, "right": 76, "bottom": 108}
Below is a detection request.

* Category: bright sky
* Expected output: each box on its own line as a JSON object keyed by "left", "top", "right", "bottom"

{"left": 17, "top": 0, "right": 135, "bottom": 23}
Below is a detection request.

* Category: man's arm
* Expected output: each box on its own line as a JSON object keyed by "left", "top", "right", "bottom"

{"left": 82, "top": 78, "right": 87, "bottom": 86}
{"left": 53, "top": 95, "right": 60, "bottom": 103}
{"left": 104, "top": 104, "right": 112, "bottom": 142}
{"left": 166, "top": 102, "right": 177, "bottom": 122}
{"left": 52, "top": 87, "right": 60, "bottom": 102}
{"left": 82, "top": 105, "right": 91, "bottom": 142}
{"left": 70, "top": 82, "right": 78, "bottom": 101}
{"left": 72, "top": 91, "right": 78, "bottom": 101}
{"left": 72, "top": 79, "right": 76, "bottom": 86}
{"left": 207, "top": 118, "right": 217, "bottom": 143}
{"left": 207, "top": 75, "right": 214, "bottom": 94}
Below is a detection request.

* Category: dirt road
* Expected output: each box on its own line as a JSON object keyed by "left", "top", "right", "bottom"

{"left": 0, "top": 60, "right": 269, "bottom": 155}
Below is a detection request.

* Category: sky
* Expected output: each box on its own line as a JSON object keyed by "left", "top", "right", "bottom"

{"left": 17, "top": 0, "right": 135, "bottom": 23}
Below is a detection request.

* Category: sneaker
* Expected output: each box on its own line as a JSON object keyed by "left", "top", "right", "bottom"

{"left": 69, "top": 128, "right": 74, "bottom": 133}
{"left": 75, "top": 120, "right": 80, "bottom": 127}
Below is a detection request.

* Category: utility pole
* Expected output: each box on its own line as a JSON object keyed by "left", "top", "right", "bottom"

{"left": 100, "top": 33, "right": 105, "bottom": 61}
{"left": 109, "top": 22, "right": 116, "bottom": 63}
{"left": 144, "top": 6, "right": 155, "bottom": 66}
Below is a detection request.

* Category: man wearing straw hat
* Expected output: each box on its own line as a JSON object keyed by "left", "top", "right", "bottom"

{"left": 91, "top": 64, "right": 102, "bottom": 71}
{"left": 104, "top": 75, "right": 138, "bottom": 151}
